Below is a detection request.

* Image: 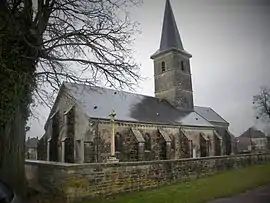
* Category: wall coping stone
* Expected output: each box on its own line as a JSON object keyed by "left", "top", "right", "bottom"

{"left": 26, "top": 153, "right": 269, "bottom": 169}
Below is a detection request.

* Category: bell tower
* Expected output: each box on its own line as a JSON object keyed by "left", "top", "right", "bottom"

{"left": 151, "top": 0, "right": 194, "bottom": 110}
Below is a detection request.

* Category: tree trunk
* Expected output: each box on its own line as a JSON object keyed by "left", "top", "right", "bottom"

{"left": 0, "top": 104, "right": 27, "bottom": 197}
{"left": 0, "top": 7, "right": 37, "bottom": 200}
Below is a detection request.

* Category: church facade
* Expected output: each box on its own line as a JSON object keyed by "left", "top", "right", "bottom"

{"left": 37, "top": 0, "right": 233, "bottom": 163}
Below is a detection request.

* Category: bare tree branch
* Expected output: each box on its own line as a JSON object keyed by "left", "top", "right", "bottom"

{"left": 253, "top": 86, "right": 270, "bottom": 121}
{"left": 1, "top": 0, "right": 144, "bottom": 195}
{"left": 2, "top": 0, "right": 142, "bottom": 111}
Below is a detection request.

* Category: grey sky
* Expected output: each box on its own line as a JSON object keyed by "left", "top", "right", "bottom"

{"left": 27, "top": 0, "right": 270, "bottom": 138}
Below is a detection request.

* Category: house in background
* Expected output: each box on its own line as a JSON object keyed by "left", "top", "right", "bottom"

{"left": 236, "top": 137, "right": 254, "bottom": 154}
{"left": 25, "top": 137, "right": 39, "bottom": 160}
{"left": 237, "top": 127, "right": 267, "bottom": 153}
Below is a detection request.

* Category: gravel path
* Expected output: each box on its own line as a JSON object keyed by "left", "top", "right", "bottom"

{"left": 209, "top": 184, "right": 270, "bottom": 203}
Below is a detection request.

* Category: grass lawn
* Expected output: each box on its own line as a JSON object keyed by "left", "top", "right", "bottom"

{"left": 84, "top": 164, "right": 270, "bottom": 203}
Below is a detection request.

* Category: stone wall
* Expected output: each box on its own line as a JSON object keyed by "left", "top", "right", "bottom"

{"left": 87, "top": 122, "right": 220, "bottom": 162}
{"left": 26, "top": 153, "right": 270, "bottom": 203}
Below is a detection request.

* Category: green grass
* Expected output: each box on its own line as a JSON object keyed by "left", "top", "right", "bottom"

{"left": 84, "top": 164, "right": 270, "bottom": 203}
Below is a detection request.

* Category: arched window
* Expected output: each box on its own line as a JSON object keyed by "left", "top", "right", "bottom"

{"left": 144, "top": 133, "right": 151, "bottom": 151}
{"left": 50, "top": 112, "right": 60, "bottom": 162}
{"left": 66, "top": 107, "right": 75, "bottom": 139}
{"left": 161, "top": 61, "right": 166, "bottom": 72}
{"left": 115, "top": 133, "right": 122, "bottom": 152}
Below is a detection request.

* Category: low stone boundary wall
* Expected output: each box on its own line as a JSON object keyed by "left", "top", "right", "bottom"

{"left": 25, "top": 153, "right": 270, "bottom": 203}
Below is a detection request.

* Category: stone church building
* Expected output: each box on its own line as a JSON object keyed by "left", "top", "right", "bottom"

{"left": 37, "top": 0, "right": 233, "bottom": 163}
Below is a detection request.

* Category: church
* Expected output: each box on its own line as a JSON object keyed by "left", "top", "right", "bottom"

{"left": 37, "top": 0, "right": 233, "bottom": 163}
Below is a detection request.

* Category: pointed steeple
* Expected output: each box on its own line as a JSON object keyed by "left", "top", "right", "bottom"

{"left": 151, "top": 0, "right": 191, "bottom": 59}
{"left": 160, "top": 0, "right": 183, "bottom": 51}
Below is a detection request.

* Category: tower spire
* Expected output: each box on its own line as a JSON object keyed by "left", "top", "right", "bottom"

{"left": 151, "top": 0, "right": 191, "bottom": 59}
{"left": 151, "top": 0, "right": 194, "bottom": 110}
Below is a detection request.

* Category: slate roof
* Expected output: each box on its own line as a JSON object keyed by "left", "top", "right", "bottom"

{"left": 194, "top": 106, "right": 229, "bottom": 124}
{"left": 25, "top": 137, "right": 39, "bottom": 149}
{"left": 151, "top": 0, "right": 191, "bottom": 58}
{"left": 239, "top": 127, "right": 266, "bottom": 139}
{"left": 63, "top": 83, "right": 214, "bottom": 128}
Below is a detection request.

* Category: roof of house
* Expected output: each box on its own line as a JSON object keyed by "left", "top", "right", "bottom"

{"left": 194, "top": 106, "right": 229, "bottom": 124}
{"left": 239, "top": 127, "right": 266, "bottom": 139}
{"left": 63, "top": 83, "right": 215, "bottom": 128}
{"left": 151, "top": 0, "right": 191, "bottom": 58}
{"left": 25, "top": 137, "right": 39, "bottom": 149}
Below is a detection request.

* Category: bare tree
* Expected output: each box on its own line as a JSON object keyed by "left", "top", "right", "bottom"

{"left": 0, "top": 0, "right": 141, "bottom": 199}
{"left": 253, "top": 87, "right": 270, "bottom": 121}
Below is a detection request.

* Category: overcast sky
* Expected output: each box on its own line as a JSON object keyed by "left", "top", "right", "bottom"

{"left": 27, "top": 0, "right": 270, "bottom": 138}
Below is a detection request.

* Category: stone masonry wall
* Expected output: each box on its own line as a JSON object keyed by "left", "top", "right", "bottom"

{"left": 26, "top": 153, "right": 270, "bottom": 203}
{"left": 87, "top": 122, "right": 219, "bottom": 163}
